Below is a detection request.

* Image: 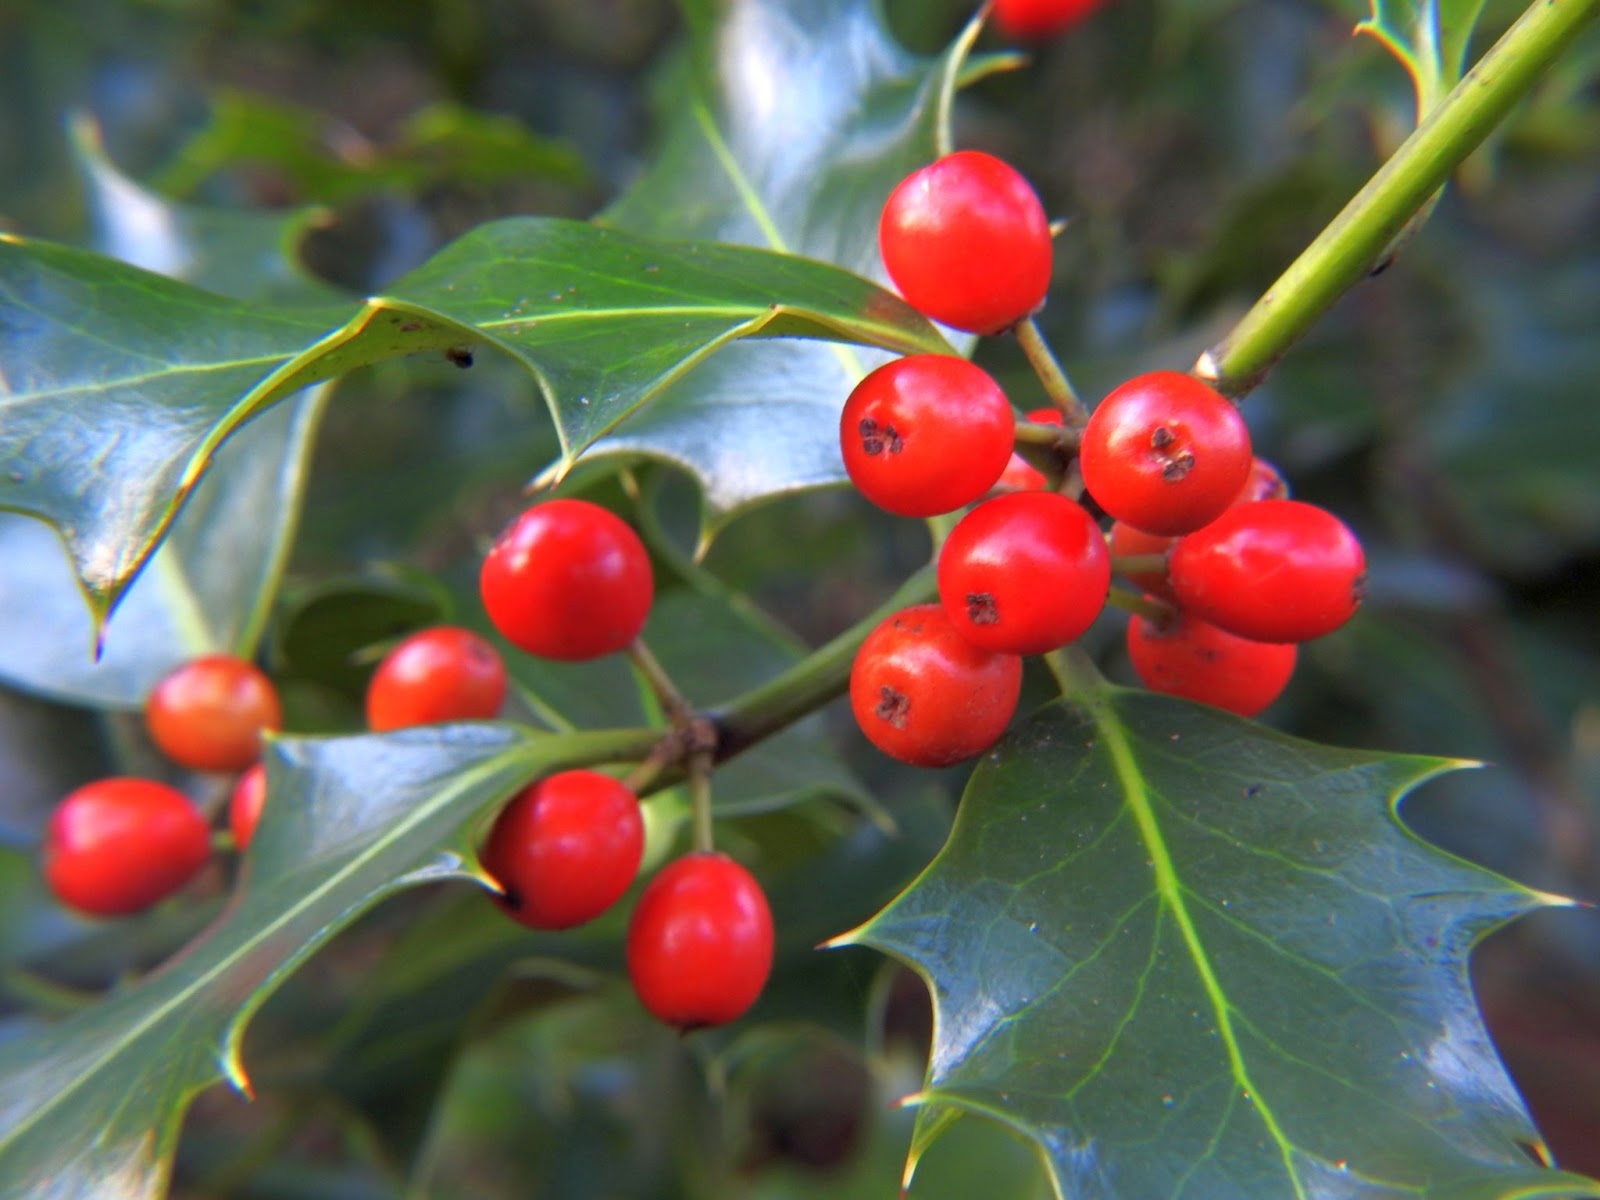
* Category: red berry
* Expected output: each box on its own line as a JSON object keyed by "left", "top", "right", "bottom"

{"left": 1127, "top": 610, "right": 1297, "bottom": 717}
{"left": 1235, "top": 456, "right": 1290, "bottom": 505}
{"left": 146, "top": 655, "right": 282, "bottom": 773}
{"left": 993, "top": 0, "right": 1109, "bottom": 40}
{"left": 1079, "top": 371, "right": 1253, "bottom": 536}
{"left": 230, "top": 763, "right": 267, "bottom": 853}
{"left": 480, "top": 770, "right": 644, "bottom": 930}
{"left": 938, "top": 492, "right": 1109, "bottom": 654}
{"left": 1168, "top": 499, "right": 1367, "bottom": 643}
{"left": 480, "top": 499, "right": 654, "bottom": 661}
{"left": 1109, "top": 520, "right": 1174, "bottom": 600}
{"left": 849, "top": 604, "right": 1022, "bottom": 766}
{"left": 367, "top": 626, "right": 508, "bottom": 732}
{"left": 44, "top": 778, "right": 212, "bottom": 916}
{"left": 879, "top": 151, "right": 1052, "bottom": 334}
{"left": 626, "top": 852, "right": 773, "bottom": 1029}
{"left": 993, "top": 408, "right": 1064, "bottom": 493}
{"left": 840, "top": 355, "right": 1015, "bottom": 517}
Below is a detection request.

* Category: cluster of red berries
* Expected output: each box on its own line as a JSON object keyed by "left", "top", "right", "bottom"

{"left": 846, "top": 149, "right": 1366, "bottom": 766}
{"left": 477, "top": 499, "right": 772, "bottom": 1029}
{"left": 41, "top": 497, "right": 773, "bottom": 1031}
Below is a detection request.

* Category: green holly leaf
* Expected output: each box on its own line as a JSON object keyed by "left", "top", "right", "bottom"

{"left": 1356, "top": 1, "right": 1492, "bottom": 117}
{"left": 0, "top": 220, "right": 948, "bottom": 632}
{"left": 0, "top": 721, "right": 659, "bottom": 1200}
{"left": 847, "top": 687, "right": 1600, "bottom": 1198}
{"left": 0, "top": 129, "right": 336, "bottom": 706}
{"left": 586, "top": 0, "right": 991, "bottom": 535}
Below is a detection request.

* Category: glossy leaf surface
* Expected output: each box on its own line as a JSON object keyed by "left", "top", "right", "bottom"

{"left": 0, "top": 218, "right": 946, "bottom": 627}
{"left": 587, "top": 0, "right": 986, "bottom": 530}
{"left": 849, "top": 688, "right": 1599, "bottom": 1198}
{"left": 0, "top": 722, "right": 658, "bottom": 1200}
{"left": 0, "top": 134, "right": 334, "bottom": 704}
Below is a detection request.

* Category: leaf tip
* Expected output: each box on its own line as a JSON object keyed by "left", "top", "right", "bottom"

{"left": 528, "top": 457, "right": 570, "bottom": 494}
{"left": 817, "top": 920, "right": 868, "bottom": 952}
{"left": 221, "top": 1043, "right": 255, "bottom": 1100}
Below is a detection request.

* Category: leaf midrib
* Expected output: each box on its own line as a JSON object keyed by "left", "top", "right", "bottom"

{"left": 1087, "top": 690, "right": 1309, "bottom": 1200}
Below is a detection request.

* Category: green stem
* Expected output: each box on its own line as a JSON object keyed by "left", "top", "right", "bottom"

{"left": 1106, "top": 586, "right": 1176, "bottom": 623}
{"left": 1043, "top": 644, "right": 1108, "bottom": 699}
{"left": 1014, "top": 316, "right": 1088, "bottom": 427}
{"left": 627, "top": 637, "right": 695, "bottom": 727}
{"left": 689, "top": 752, "right": 716, "bottom": 854}
{"left": 1198, "top": 0, "right": 1600, "bottom": 396}
{"left": 711, "top": 564, "right": 938, "bottom": 760}
{"left": 1110, "top": 553, "right": 1168, "bottom": 579}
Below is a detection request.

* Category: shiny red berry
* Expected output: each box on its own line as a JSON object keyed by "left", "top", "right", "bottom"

{"left": 993, "top": 408, "right": 1063, "bottom": 493}
{"left": 230, "top": 763, "right": 268, "bottom": 853}
{"left": 849, "top": 604, "right": 1022, "bottom": 766}
{"left": 1127, "top": 610, "right": 1297, "bottom": 717}
{"left": 1168, "top": 499, "right": 1367, "bottom": 643}
{"left": 366, "top": 626, "right": 508, "bottom": 732}
{"left": 480, "top": 499, "right": 654, "bottom": 661}
{"left": 146, "top": 655, "right": 282, "bottom": 773}
{"left": 938, "top": 492, "right": 1110, "bottom": 654}
{"left": 626, "top": 852, "right": 774, "bottom": 1029}
{"left": 481, "top": 770, "right": 644, "bottom": 930}
{"left": 840, "top": 355, "right": 1015, "bottom": 517}
{"left": 44, "top": 778, "right": 212, "bottom": 916}
{"left": 1079, "top": 371, "right": 1253, "bottom": 536}
{"left": 993, "top": 0, "right": 1109, "bottom": 40}
{"left": 1109, "top": 520, "right": 1174, "bottom": 601}
{"left": 879, "top": 151, "right": 1052, "bottom": 334}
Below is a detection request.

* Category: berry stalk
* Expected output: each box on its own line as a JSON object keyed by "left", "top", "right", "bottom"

{"left": 1014, "top": 316, "right": 1088, "bottom": 426}
{"left": 1197, "top": 0, "right": 1600, "bottom": 396}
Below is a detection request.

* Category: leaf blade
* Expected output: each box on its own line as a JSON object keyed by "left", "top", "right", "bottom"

{"left": 0, "top": 722, "right": 658, "bottom": 1200}
{"left": 0, "top": 218, "right": 945, "bottom": 626}
{"left": 848, "top": 690, "right": 1600, "bottom": 1198}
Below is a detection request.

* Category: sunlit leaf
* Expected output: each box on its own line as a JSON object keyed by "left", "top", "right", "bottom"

{"left": 0, "top": 129, "right": 335, "bottom": 705}
{"left": 586, "top": 0, "right": 990, "bottom": 534}
{"left": 0, "top": 220, "right": 947, "bottom": 629}
{"left": 848, "top": 688, "right": 1600, "bottom": 1198}
{"left": 0, "top": 722, "right": 658, "bottom": 1200}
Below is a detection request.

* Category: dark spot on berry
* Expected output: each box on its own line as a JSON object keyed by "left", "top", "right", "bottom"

{"left": 1150, "top": 426, "right": 1176, "bottom": 449}
{"left": 876, "top": 687, "right": 910, "bottom": 729}
{"left": 859, "top": 418, "right": 903, "bottom": 456}
{"left": 966, "top": 593, "right": 999, "bottom": 625}
{"left": 1161, "top": 452, "right": 1196, "bottom": 482}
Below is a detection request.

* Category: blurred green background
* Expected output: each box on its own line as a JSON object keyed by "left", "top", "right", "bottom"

{"left": 1, "top": 0, "right": 1597, "bottom": 1194}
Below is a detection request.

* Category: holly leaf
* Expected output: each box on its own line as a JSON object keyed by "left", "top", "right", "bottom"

{"left": 1355, "top": 1, "right": 1492, "bottom": 116}
{"left": 0, "top": 721, "right": 659, "bottom": 1200}
{"left": 0, "top": 130, "right": 336, "bottom": 705}
{"left": 584, "top": 0, "right": 991, "bottom": 534}
{"left": 846, "top": 688, "right": 1600, "bottom": 1198}
{"left": 0, "top": 221, "right": 948, "bottom": 632}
